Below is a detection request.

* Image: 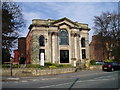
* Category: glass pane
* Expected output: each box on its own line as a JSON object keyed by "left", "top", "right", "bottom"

{"left": 81, "top": 38, "right": 85, "bottom": 47}
{"left": 59, "top": 29, "right": 69, "bottom": 45}
{"left": 39, "top": 35, "right": 44, "bottom": 46}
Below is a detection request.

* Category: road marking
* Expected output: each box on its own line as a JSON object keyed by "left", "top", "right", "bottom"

{"left": 21, "top": 80, "right": 28, "bottom": 82}
{"left": 94, "top": 74, "right": 117, "bottom": 80}
{"left": 7, "top": 78, "right": 20, "bottom": 80}
{"left": 39, "top": 82, "right": 73, "bottom": 88}
{"left": 69, "top": 72, "right": 108, "bottom": 78}
{"left": 42, "top": 78, "right": 49, "bottom": 80}
{"left": 38, "top": 78, "right": 116, "bottom": 88}
{"left": 32, "top": 79, "right": 39, "bottom": 81}
{"left": 41, "top": 78, "right": 58, "bottom": 81}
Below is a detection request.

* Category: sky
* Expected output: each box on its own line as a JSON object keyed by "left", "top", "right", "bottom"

{"left": 18, "top": 1, "right": 118, "bottom": 43}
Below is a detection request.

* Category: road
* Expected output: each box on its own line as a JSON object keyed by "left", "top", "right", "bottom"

{"left": 2, "top": 70, "right": 120, "bottom": 89}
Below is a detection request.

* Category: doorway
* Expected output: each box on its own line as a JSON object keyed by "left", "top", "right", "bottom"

{"left": 60, "top": 50, "right": 69, "bottom": 63}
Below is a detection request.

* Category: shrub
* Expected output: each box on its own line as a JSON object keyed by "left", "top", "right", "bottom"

{"left": 45, "top": 62, "right": 53, "bottom": 66}
{"left": 90, "top": 60, "right": 96, "bottom": 65}
{"left": 104, "top": 59, "right": 118, "bottom": 62}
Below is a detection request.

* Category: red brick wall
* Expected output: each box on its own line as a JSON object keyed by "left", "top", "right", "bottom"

{"left": 14, "top": 49, "right": 19, "bottom": 62}
{"left": 90, "top": 35, "right": 108, "bottom": 61}
{"left": 18, "top": 37, "right": 26, "bottom": 58}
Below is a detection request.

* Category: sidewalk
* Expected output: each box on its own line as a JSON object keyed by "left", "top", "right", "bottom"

{"left": 2, "top": 70, "right": 102, "bottom": 82}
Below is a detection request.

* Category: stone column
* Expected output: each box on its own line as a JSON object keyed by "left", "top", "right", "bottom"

{"left": 48, "top": 32, "right": 52, "bottom": 62}
{"left": 74, "top": 34, "right": 78, "bottom": 60}
{"left": 51, "top": 32, "right": 58, "bottom": 63}
{"left": 77, "top": 35, "right": 80, "bottom": 60}
{"left": 52, "top": 33, "right": 55, "bottom": 63}
{"left": 80, "top": 37, "right": 83, "bottom": 61}
{"left": 54, "top": 32, "right": 58, "bottom": 63}
{"left": 71, "top": 33, "right": 74, "bottom": 58}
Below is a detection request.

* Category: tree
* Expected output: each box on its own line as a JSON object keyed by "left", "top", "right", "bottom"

{"left": 93, "top": 11, "right": 120, "bottom": 61}
{"left": 2, "top": 2, "right": 25, "bottom": 63}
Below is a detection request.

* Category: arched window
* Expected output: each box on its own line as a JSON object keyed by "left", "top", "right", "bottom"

{"left": 59, "top": 29, "right": 69, "bottom": 45}
{"left": 39, "top": 35, "right": 44, "bottom": 46}
{"left": 81, "top": 38, "right": 85, "bottom": 47}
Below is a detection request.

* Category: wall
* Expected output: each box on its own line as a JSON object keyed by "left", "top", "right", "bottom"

{"left": 18, "top": 37, "right": 26, "bottom": 58}
{"left": 89, "top": 35, "right": 108, "bottom": 61}
{"left": 2, "top": 68, "right": 76, "bottom": 76}
{"left": 14, "top": 50, "right": 19, "bottom": 62}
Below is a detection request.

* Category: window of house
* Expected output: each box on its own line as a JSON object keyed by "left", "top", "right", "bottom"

{"left": 81, "top": 38, "right": 85, "bottom": 47}
{"left": 39, "top": 35, "right": 44, "bottom": 46}
{"left": 82, "top": 49, "right": 86, "bottom": 59}
{"left": 59, "top": 29, "right": 69, "bottom": 45}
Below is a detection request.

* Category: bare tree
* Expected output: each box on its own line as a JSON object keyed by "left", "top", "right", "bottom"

{"left": 93, "top": 11, "right": 120, "bottom": 61}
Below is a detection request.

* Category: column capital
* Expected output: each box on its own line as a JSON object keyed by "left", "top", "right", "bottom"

{"left": 71, "top": 32, "right": 80, "bottom": 37}
{"left": 52, "top": 32, "right": 58, "bottom": 36}
{"left": 48, "top": 32, "right": 52, "bottom": 35}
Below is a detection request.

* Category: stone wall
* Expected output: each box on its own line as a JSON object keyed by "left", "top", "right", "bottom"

{"left": 2, "top": 65, "right": 102, "bottom": 77}
{"left": 2, "top": 68, "right": 76, "bottom": 76}
{"left": 89, "top": 65, "right": 102, "bottom": 70}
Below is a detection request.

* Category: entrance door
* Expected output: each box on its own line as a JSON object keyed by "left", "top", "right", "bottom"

{"left": 39, "top": 49, "right": 45, "bottom": 61}
{"left": 60, "top": 50, "right": 69, "bottom": 63}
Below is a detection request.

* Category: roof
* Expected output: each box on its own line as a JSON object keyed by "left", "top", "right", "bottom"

{"left": 29, "top": 17, "right": 90, "bottom": 30}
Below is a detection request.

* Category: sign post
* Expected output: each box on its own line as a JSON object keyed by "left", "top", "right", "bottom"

{"left": 40, "top": 53, "right": 44, "bottom": 66}
{"left": 10, "top": 58, "right": 13, "bottom": 76}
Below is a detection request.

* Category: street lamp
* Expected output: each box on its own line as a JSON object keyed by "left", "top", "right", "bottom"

{"left": 102, "top": 15, "right": 111, "bottom": 61}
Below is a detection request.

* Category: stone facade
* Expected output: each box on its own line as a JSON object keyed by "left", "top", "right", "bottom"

{"left": 26, "top": 17, "right": 90, "bottom": 65}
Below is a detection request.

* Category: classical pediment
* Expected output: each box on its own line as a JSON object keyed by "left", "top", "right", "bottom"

{"left": 52, "top": 17, "right": 79, "bottom": 28}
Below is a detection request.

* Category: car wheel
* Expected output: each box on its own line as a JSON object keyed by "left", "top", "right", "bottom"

{"left": 111, "top": 68, "right": 114, "bottom": 71}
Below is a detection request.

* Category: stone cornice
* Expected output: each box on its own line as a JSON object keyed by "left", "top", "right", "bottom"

{"left": 52, "top": 17, "right": 79, "bottom": 27}
{"left": 29, "top": 24, "right": 58, "bottom": 30}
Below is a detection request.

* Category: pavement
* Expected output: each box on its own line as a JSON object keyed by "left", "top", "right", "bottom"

{"left": 2, "top": 70, "right": 119, "bottom": 88}
{"left": 2, "top": 70, "right": 104, "bottom": 82}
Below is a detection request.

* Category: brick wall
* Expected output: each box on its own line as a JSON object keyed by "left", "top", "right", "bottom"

{"left": 14, "top": 50, "right": 19, "bottom": 62}
{"left": 18, "top": 37, "right": 26, "bottom": 58}
{"left": 90, "top": 35, "right": 108, "bottom": 61}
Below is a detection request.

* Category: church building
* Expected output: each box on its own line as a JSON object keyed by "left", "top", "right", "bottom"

{"left": 25, "top": 17, "right": 90, "bottom": 65}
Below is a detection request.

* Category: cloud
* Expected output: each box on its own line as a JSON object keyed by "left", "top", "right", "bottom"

{"left": 20, "top": 2, "right": 118, "bottom": 42}
{"left": 19, "top": 11, "right": 45, "bottom": 37}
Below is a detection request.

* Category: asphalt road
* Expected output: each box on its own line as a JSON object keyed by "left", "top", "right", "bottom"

{"left": 2, "top": 70, "right": 120, "bottom": 89}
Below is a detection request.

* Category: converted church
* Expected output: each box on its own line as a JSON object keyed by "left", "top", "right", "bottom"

{"left": 15, "top": 17, "right": 90, "bottom": 65}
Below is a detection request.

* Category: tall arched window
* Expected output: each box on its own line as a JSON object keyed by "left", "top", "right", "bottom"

{"left": 39, "top": 35, "right": 44, "bottom": 46}
{"left": 59, "top": 29, "right": 69, "bottom": 45}
{"left": 81, "top": 38, "right": 85, "bottom": 47}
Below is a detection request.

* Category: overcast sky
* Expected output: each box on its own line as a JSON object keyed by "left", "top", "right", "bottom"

{"left": 18, "top": 1, "right": 118, "bottom": 43}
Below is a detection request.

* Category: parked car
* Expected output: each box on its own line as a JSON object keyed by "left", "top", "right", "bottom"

{"left": 96, "top": 61, "right": 104, "bottom": 65}
{"left": 102, "top": 62, "right": 120, "bottom": 72}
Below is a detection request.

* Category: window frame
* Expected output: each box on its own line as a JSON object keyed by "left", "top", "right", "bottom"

{"left": 39, "top": 35, "right": 45, "bottom": 46}
{"left": 59, "top": 29, "right": 69, "bottom": 45}
{"left": 81, "top": 38, "right": 86, "bottom": 47}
